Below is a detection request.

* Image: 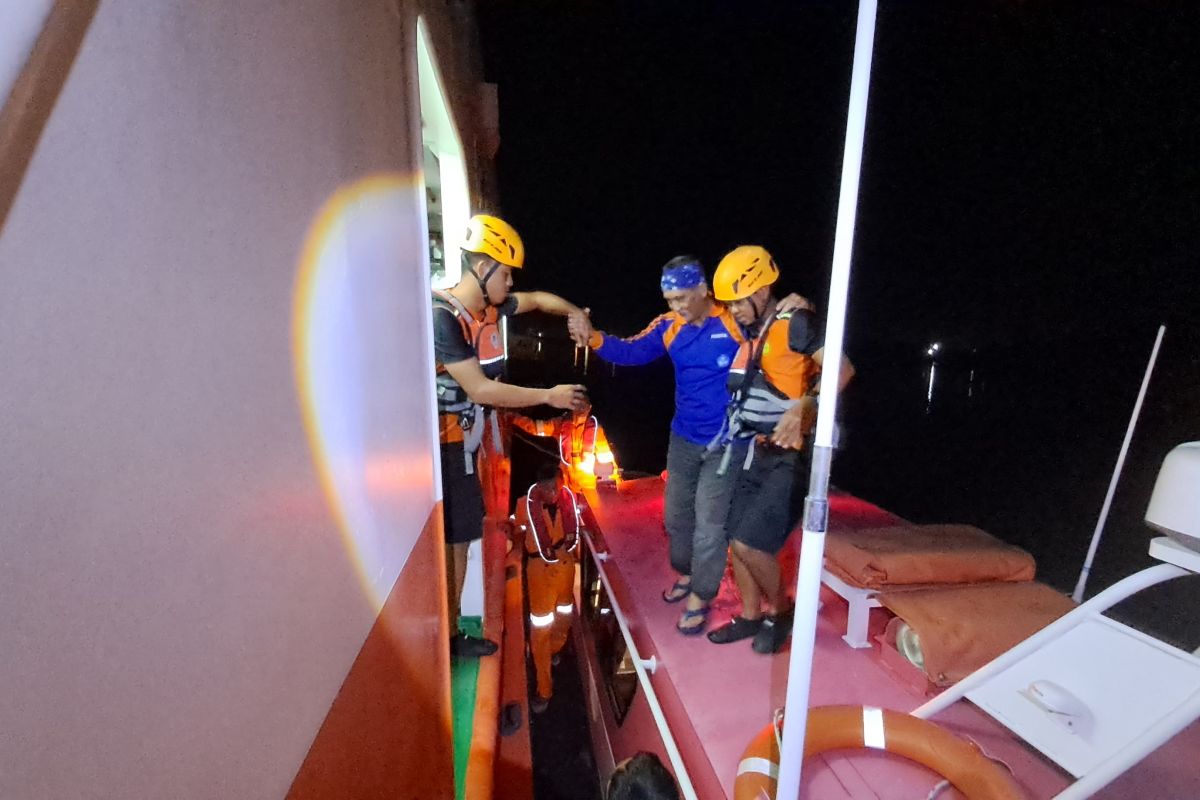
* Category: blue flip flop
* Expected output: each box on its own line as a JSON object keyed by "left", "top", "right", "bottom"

{"left": 662, "top": 578, "right": 691, "bottom": 603}
{"left": 676, "top": 604, "right": 710, "bottom": 636}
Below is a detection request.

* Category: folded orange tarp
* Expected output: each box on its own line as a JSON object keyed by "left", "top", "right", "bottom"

{"left": 880, "top": 581, "right": 1077, "bottom": 686}
{"left": 824, "top": 524, "right": 1035, "bottom": 589}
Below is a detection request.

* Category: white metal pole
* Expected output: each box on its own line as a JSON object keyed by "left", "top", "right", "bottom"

{"left": 1072, "top": 324, "right": 1166, "bottom": 602}
{"left": 774, "top": 1, "right": 878, "bottom": 797}
{"left": 580, "top": 531, "right": 698, "bottom": 800}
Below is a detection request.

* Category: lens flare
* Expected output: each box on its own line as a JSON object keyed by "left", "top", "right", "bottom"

{"left": 292, "top": 173, "right": 436, "bottom": 610}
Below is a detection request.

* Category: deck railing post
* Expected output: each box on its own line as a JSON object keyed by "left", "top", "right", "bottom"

{"left": 775, "top": 1, "right": 878, "bottom": 797}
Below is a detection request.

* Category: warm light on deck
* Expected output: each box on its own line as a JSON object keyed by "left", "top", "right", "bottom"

{"left": 556, "top": 414, "right": 620, "bottom": 489}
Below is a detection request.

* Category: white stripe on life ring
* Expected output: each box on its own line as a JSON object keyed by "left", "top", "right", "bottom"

{"left": 862, "top": 706, "right": 886, "bottom": 750}
{"left": 736, "top": 757, "right": 779, "bottom": 780}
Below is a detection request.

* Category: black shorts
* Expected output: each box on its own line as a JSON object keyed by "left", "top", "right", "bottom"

{"left": 726, "top": 443, "right": 810, "bottom": 555}
{"left": 440, "top": 442, "right": 484, "bottom": 544}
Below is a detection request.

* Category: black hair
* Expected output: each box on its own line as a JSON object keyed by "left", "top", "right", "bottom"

{"left": 461, "top": 249, "right": 489, "bottom": 272}
{"left": 606, "top": 752, "right": 681, "bottom": 800}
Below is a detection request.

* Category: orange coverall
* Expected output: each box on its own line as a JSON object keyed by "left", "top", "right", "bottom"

{"left": 516, "top": 487, "right": 578, "bottom": 701}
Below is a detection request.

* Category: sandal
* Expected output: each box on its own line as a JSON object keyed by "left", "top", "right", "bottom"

{"left": 661, "top": 578, "right": 692, "bottom": 604}
{"left": 706, "top": 615, "right": 763, "bottom": 645}
{"left": 676, "top": 604, "right": 710, "bottom": 636}
{"left": 752, "top": 611, "right": 793, "bottom": 654}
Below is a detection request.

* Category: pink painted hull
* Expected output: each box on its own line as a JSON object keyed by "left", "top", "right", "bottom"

{"left": 578, "top": 477, "right": 1200, "bottom": 799}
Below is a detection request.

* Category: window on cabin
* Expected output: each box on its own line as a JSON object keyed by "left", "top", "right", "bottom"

{"left": 422, "top": 144, "right": 446, "bottom": 285}
{"left": 417, "top": 18, "right": 469, "bottom": 290}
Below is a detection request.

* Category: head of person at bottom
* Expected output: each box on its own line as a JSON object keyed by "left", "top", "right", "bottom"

{"left": 607, "top": 752, "right": 681, "bottom": 800}
{"left": 531, "top": 461, "right": 563, "bottom": 504}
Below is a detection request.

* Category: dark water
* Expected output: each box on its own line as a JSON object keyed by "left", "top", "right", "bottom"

{"left": 508, "top": 314, "right": 1200, "bottom": 648}
{"left": 835, "top": 328, "right": 1200, "bottom": 649}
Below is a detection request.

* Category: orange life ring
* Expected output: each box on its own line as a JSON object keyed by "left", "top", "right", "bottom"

{"left": 733, "top": 706, "right": 1024, "bottom": 800}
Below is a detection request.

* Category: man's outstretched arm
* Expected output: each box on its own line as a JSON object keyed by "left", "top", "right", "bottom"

{"left": 443, "top": 357, "right": 588, "bottom": 411}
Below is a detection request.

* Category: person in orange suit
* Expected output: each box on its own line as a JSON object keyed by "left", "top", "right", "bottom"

{"left": 515, "top": 461, "right": 580, "bottom": 713}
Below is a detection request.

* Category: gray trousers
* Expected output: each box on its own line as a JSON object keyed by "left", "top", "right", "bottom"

{"left": 664, "top": 432, "right": 741, "bottom": 601}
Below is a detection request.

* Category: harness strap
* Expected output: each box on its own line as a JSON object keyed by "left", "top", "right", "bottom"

{"left": 712, "top": 311, "right": 777, "bottom": 474}
{"left": 434, "top": 290, "right": 499, "bottom": 459}
{"left": 461, "top": 405, "right": 484, "bottom": 475}
{"left": 488, "top": 408, "right": 502, "bottom": 454}
{"left": 433, "top": 289, "right": 474, "bottom": 330}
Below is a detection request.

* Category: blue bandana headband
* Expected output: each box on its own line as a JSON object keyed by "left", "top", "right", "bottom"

{"left": 660, "top": 263, "right": 704, "bottom": 292}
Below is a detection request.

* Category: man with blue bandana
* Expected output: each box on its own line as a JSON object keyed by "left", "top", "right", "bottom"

{"left": 571, "top": 256, "right": 740, "bottom": 633}
{"left": 566, "top": 258, "right": 749, "bottom": 636}
{"left": 570, "top": 257, "right": 812, "bottom": 634}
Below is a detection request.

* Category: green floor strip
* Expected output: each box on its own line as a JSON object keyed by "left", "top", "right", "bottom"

{"left": 451, "top": 616, "right": 482, "bottom": 800}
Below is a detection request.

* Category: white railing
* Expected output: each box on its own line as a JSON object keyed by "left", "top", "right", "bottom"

{"left": 580, "top": 529, "right": 699, "bottom": 800}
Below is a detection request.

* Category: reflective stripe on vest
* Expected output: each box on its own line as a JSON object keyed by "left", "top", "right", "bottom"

{"left": 523, "top": 486, "right": 580, "bottom": 563}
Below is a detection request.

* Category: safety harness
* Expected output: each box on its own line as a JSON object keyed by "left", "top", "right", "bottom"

{"left": 709, "top": 310, "right": 807, "bottom": 474}
{"left": 433, "top": 290, "right": 504, "bottom": 474}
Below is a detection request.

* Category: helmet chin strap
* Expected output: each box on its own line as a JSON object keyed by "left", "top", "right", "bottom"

{"left": 470, "top": 257, "right": 502, "bottom": 307}
{"left": 748, "top": 293, "right": 766, "bottom": 328}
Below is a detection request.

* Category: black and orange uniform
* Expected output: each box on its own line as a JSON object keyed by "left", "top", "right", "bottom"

{"left": 515, "top": 486, "right": 579, "bottom": 701}
{"left": 432, "top": 290, "right": 516, "bottom": 544}
{"left": 723, "top": 308, "right": 822, "bottom": 554}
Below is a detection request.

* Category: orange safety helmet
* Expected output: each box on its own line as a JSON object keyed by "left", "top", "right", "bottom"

{"left": 713, "top": 245, "right": 779, "bottom": 302}
{"left": 463, "top": 214, "right": 525, "bottom": 268}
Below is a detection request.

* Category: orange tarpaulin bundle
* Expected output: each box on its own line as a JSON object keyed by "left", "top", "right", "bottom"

{"left": 880, "top": 582, "right": 1078, "bottom": 686}
{"left": 823, "top": 524, "right": 1035, "bottom": 589}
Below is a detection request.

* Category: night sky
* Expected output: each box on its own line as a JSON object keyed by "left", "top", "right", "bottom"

{"left": 480, "top": 0, "right": 1198, "bottom": 348}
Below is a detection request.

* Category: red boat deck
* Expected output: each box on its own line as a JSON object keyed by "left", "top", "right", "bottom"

{"left": 583, "top": 476, "right": 1200, "bottom": 799}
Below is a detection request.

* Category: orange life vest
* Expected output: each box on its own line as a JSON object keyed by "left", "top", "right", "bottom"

{"left": 726, "top": 310, "right": 820, "bottom": 434}
{"left": 520, "top": 486, "right": 580, "bottom": 563}
{"left": 432, "top": 290, "right": 506, "bottom": 452}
